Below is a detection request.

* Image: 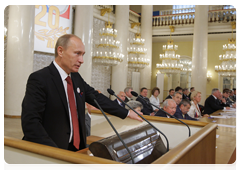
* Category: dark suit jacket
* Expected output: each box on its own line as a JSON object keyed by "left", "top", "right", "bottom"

{"left": 182, "top": 94, "right": 190, "bottom": 100}
{"left": 21, "top": 62, "right": 128, "bottom": 150}
{"left": 204, "top": 95, "right": 227, "bottom": 115}
{"left": 114, "top": 99, "right": 125, "bottom": 108}
{"left": 124, "top": 97, "right": 129, "bottom": 103}
{"left": 174, "top": 106, "right": 197, "bottom": 121}
{"left": 136, "top": 95, "right": 153, "bottom": 115}
{"left": 188, "top": 92, "right": 192, "bottom": 100}
{"left": 165, "top": 95, "right": 172, "bottom": 100}
{"left": 155, "top": 109, "right": 168, "bottom": 117}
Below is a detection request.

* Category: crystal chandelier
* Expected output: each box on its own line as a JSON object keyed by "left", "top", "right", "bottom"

{"left": 127, "top": 23, "right": 149, "bottom": 69}
{"left": 180, "top": 60, "right": 192, "bottom": 72}
{"left": 156, "top": 26, "right": 183, "bottom": 74}
{"left": 92, "top": 8, "right": 124, "bottom": 66}
{"left": 215, "top": 22, "right": 236, "bottom": 77}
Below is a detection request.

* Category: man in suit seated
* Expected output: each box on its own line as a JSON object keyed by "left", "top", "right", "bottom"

{"left": 165, "top": 89, "right": 174, "bottom": 100}
{"left": 188, "top": 87, "right": 195, "bottom": 100}
{"left": 155, "top": 99, "right": 176, "bottom": 118}
{"left": 204, "top": 88, "right": 230, "bottom": 115}
{"left": 124, "top": 87, "right": 133, "bottom": 102}
{"left": 182, "top": 88, "right": 190, "bottom": 100}
{"left": 172, "top": 91, "right": 183, "bottom": 115}
{"left": 114, "top": 91, "right": 126, "bottom": 107}
{"left": 174, "top": 99, "right": 197, "bottom": 121}
{"left": 222, "top": 88, "right": 236, "bottom": 107}
{"left": 136, "top": 87, "right": 155, "bottom": 116}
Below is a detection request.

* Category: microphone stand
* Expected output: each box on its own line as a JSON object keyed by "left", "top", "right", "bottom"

{"left": 107, "top": 89, "right": 169, "bottom": 152}
{"left": 134, "top": 92, "right": 191, "bottom": 137}
{"left": 89, "top": 94, "right": 135, "bottom": 164}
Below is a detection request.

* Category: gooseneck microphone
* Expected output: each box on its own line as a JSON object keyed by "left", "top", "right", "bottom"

{"left": 107, "top": 88, "right": 169, "bottom": 152}
{"left": 131, "top": 91, "right": 191, "bottom": 137}
{"left": 89, "top": 94, "right": 135, "bottom": 164}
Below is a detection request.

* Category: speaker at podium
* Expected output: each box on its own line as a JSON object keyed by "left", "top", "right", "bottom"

{"left": 89, "top": 124, "right": 167, "bottom": 164}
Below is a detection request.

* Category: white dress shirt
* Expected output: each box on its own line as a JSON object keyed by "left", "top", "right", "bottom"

{"left": 187, "top": 101, "right": 201, "bottom": 118}
{"left": 53, "top": 60, "right": 76, "bottom": 143}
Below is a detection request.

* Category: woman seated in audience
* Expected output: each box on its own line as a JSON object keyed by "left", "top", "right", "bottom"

{"left": 125, "top": 100, "right": 143, "bottom": 112}
{"left": 188, "top": 91, "right": 209, "bottom": 118}
{"left": 149, "top": 87, "right": 160, "bottom": 112}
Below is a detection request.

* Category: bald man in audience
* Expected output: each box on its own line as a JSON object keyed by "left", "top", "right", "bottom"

{"left": 155, "top": 99, "right": 177, "bottom": 118}
{"left": 114, "top": 91, "right": 126, "bottom": 107}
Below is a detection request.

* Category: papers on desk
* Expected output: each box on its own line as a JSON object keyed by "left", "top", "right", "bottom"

{"left": 223, "top": 107, "right": 236, "bottom": 112}
{"left": 210, "top": 115, "right": 233, "bottom": 119}
{"left": 217, "top": 124, "right": 236, "bottom": 128}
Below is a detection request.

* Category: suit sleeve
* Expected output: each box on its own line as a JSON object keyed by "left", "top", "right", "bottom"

{"left": 21, "top": 72, "right": 58, "bottom": 147}
{"left": 80, "top": 76, "right": 128, "bottom": 119}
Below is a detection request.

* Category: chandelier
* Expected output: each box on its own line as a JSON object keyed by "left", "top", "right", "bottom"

{"left": 92, "top": 8, "right": 124, "bottom": 66}
{"left": 127, "top": 23, "right": 149, "bottom": 69}
{"left": 180, "top": 60, "right": 192, "bottom": 72}
{"left": 215, "top": 22, "right": 236, "bottom": 77}
{"left": 156, "top": 26, "right": 183, "bottom": 74}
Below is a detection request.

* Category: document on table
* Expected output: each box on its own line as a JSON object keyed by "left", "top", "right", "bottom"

{"left": 217, "top": 124, "right": 236, "bottom": 128}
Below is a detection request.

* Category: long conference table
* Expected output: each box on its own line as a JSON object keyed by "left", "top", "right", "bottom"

{"left": 199, "top": 109, "right": 236, "bottom": 164}
{"left": 85, "top": 108, "right": 236, "bottom": 164}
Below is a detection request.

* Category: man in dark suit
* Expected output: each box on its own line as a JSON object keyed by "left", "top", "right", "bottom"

{"left": 182, "top": 88, "right": 190, "bottom": 100}
{"left": 165, "top": 89, "right": 174, "bottom": 100}
{"left": 174, "top": 99, "right": 197, "bottom": 121}
{"left": 155, "top": 99, "right": 176, "bottom": 118}
{"left": 222, "top": 88, "right": 235, "bottom": 107}
{"left": 21, "top": 34, "right": 143, "bottom": 151}
{"left": 136, "top": 87, "right": 154, "bottom": 115}
{"left": 114, "top": 91, "right": 126, "bottom": 107}
{"left": 188, "top": 87, "right": 195, "bottom": 100}
{"left": 204, "top": 88, "right": 230, "bottom": 115}
{"left": 124, "top": 86, "right": 133, "bottom": 103}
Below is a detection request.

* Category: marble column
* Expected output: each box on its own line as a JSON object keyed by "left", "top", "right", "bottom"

{"left": 140, "top": 5, "right": 152, "bottom": 90}
{"left": 111, "top": 5, "right": 129, "bottom": 94}
{"left": 74, "top": 5, "right": 93, "bottom": 85}
{"left": 191, "top": 5, "right": 208, "bottom": 104}
{"left": 5, "top": 5, "right": 35, "bottom": 116}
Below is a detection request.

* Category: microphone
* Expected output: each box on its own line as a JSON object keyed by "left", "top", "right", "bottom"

{"left": 107, "top": 88, "right": 169, "bottom": 152}
{"left": 131, "top": 91, "right": 191, "bottom": 137}
{"left": 89, "top": 94, "right": 135, "bottom": 164}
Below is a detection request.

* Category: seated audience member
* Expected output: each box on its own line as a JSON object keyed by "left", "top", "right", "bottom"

{"left": 182, "top": 88, "right": 190, "bottom": 100}
{"left": 124, "top": 87, "right": 133, "bottom": 102}
{"left": 188, "top": 87, "right": 195, "bottom": 100}
{"left": 136, "top": 87, "right": 155, "bottom": 116}
{"left": 204, "top": 88, "right": 230, "bottom": 115}
{"left": 187, "top": 91, "right": 209, "bottom": 119}
{"left": 172, "top": 91, "right": 183, "bottom": 105}
{"left": 229, "top": 90, "right": 235, "bottom": 102}
{"left": 222, "top": 88, "right": 236, "bottom": 107}
{"left": 125, "top": 100, "right": 143, "bottom": 112}
{"left": 174, "top": 99, "right": 197, "bottom": 121}
{"left": 233, "top": 88, "right": 238, "bottom": 101}
{"left": 232, "top": 88, "right": 236, "bottom": 102}
{"left": 149, "top": 87, "right": 160, "bottom": 112}
{"left": 165, "top": 89, "right": 174, "bottom": 99}
{"left": 155, "top": 99, "right": 177, "bottom": 118}
{"left": 114, "top": 91, "right": 126, "bottom": 107}
{"left": 175, "top": 86, "right": 183, "bottom": 93}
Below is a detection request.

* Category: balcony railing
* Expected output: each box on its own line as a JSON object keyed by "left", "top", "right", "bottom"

{"left": 153, "top": 8, "right": 236, "bottom": 27}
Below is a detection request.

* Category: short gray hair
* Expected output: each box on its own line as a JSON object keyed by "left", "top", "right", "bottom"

{"left": 173, "top": 91, "right": 182, "bottom": 96}
{"left": 162, "top": 99, "right": 176, "bottom": 108}
{"left": 179, "top": 99, "right": 191, "bottom": 107}
{"left": 124, "top": 87, "right": 133, "bottom": 93}
{"left": 212, "top": 88, "right": 219, "bottom": 94}
{"left": 125, "top": 100, "right": 143, "bottom": 110}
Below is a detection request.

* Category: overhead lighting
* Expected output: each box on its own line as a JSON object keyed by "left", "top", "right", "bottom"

{"left": 215, "top": 22, "right": 236, "bottom": 77}
{"left": 92, "top": 8, "right": 124, "bottom": 66}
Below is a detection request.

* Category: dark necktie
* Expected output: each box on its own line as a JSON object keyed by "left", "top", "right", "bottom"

{"left": 66, "top": 76, "right": 80, "bottom": 150}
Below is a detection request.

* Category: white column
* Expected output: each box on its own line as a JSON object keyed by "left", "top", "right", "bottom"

{"left": 74, "top": 5, "right": 93, "bottom": 85}
{"left": 140, "top": 5, "right": 152, "bottom": 89}
{"left": 191, "top": 5, "right": 208, "bottom": 104}
{"left": 167, "top": 74, "right": 172, "bottom": 90}
{"left": 4, "top": 5, "right": 35, "bottom": 116}
{"left": 111, "top": 5, "right": 129, "bottom": 94}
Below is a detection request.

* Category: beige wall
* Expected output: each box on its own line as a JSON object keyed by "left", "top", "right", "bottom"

{"left": 152, "top": 39, "right": 228, "bottom": 100}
